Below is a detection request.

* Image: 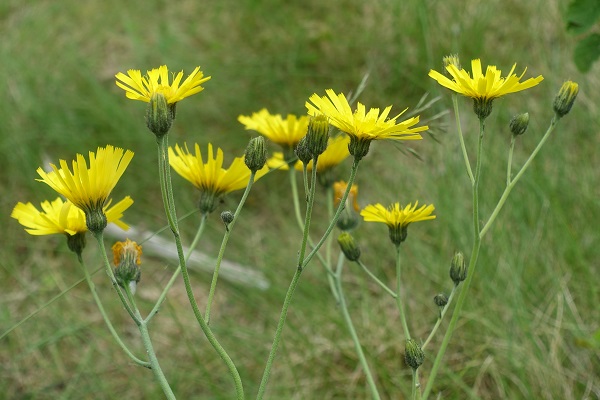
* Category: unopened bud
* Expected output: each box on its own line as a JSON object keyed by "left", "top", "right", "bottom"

{"left": 146, "top": 92, "right": 173, "bottom": 137}
{"left": 221, "top": 210, "right": 234, "bottom": 231}
{"left": 450, "top": 251, "right": 467, "bottom": 285}
{"left": 443, "top": 54, "right": 461, "bottom": 71}
{"left": 295, "top": 136, "right": 312, "bottom": 165}
{"left": 509, "top": 112, "right": 529, "bottom": 136}
{"left": 244, "top": 136, "right": 267, "bottom": 172}
{"left": 434, "top": 293, "right": 448, "bottom": 307}
{"left": 337, "top": 232, "right": 361, "bottom": 262}
{"left": 553, "top": 81, "right": 579, "bottom": 118}
{"left": 112, "top": 239, "right": 142, "bottom": 294}
{"left": 404, "top": 338, "right": 425, "bottom": 370}
{"left": 305, "top": 115, "right": 329, "bottom": 157}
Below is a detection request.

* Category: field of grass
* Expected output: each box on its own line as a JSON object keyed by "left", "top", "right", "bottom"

{"left": 1, "top": 0, "right": 599, "bottom": 399}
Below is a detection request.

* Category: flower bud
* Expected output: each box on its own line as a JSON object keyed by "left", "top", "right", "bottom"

{"left": 450, "top": 251, "right": 467, "bottom": 285}
{"left": 553, "top": 81, "right": 579, "bottom": 118}
{"left": 295, "top": 136, "right": 312, "bottom": 165}
{"left": 434, "top": 293, "right": 448, "bottom": 307}
{"left": 66, "top": 232, "right": 87, "bottom": 255}
{"left": 509, "top": 112, "right": 529, "bottom": 136}
{"left": 443, "top": 54, "right": 461, "bottom": 71}
{"left": 112, "top": 239, "right": 142, "bottom": 294}
{"left": 146, "top": 92, "right": 173, "bottom": 137}
{"left": 244, "top": 136, "right": 268, "bottom": 172}
{"left": 337, "top": 232, "right": 361, "bottom": 262}
{"left": 221, "top": 210, "right": 234, "bottom": 231}
{"left": 305, "top": 114, "right": 329, "bottom": 157}
{"left": 404, "top": 338, "right": 425, "bottom": 370}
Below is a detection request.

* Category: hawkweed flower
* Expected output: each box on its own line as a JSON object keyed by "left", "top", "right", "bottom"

{"left": 169, "top": 143, "right": 267, "bottom": 213}
{"left": 429, "top": 58, "right": 544, "bottom": 120}
{"left": 238, "top": 109, "right": 309, "bottom": 155}
{"left": 553, "top": 80, "right": 579, "bottom": 118}
{"left": 306, "top": 89, "right": 427, "bottom": 160}
{"left": 334, "top": 180, "right": 360, "bottom": 231}
{"left": 11, "top": 196, "right": 133, "bottom": 254}
{"left": 361, "top": 202, "right": 436, "bottom": 246}
{"left": 115, "top": 65, "right": 211, "bottom": 105}
{"left": 36, "top": 145, "right": 134, "bottom": 233}
{"left": 112, "top": 239, "right": 142, "bottom": 294}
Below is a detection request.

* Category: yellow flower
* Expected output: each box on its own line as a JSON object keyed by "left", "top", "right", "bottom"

{"left": 306, "top": 89, "right": 427, "bottom": 142}
{"left": 238, "top": 109, "right": 309, "bottom": 148}
{"left": 36, "top": 145, "right": 134, "bottom": 217}
{"left": 305, "top": 90, "right": 427, "bottom": 160}
{"left": 115, "top": 65, "right": 211, "bottom": 104}
{"left": 361, "top": 202, "right": 435, "bottom": 245}
{"left": 11, "top": 196, "right": 134, "bottom": 236}
{"left": 169, "top": 143, "right": 267, "bottom": 212}
{"left": 333, "top": 181, "right": 360, "bottom": 212}
{"left": 429, "top": 58, "right": 543, "bottom": 118}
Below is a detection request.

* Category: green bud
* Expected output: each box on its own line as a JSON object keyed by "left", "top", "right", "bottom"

{"left": 434, "top": 293, "right": 448, "bottom": 307}
{"left": 337, "top": 232, "right": 361, "bottom": 262}
{"left": 305, "top": 115, "right": 329, "bottom": 157}
{"left": 112, "top": 239, "right": 142, "bottom": 295}
{"left": 450, "top": 251, "right": 467, "bottom": 285}
{"left": 221, "top": 210, "right": 234, "bottom": 231}
{"left": 295, "top": 136, "right": 312, "bottom": 165}
{"left": 509, "top": 112, "right": 529, "bottom": 136}
{"left": 553, "top": 81, "right": 579, "bottom": 118}
{"left": 146, "top": 92, "right": 173, "bottom": 137}
{"left": 244, "top": 136, "right": 268, "bottom": 172}
{"left": 404, "top": 338, "right": 425, "bottom": 370}
{"left": 66, "top": 232, "right": 86, "bottom": 255}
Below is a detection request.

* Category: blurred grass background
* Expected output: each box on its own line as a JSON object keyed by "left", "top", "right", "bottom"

{"left": 1, "top": 0, "right": 599, "bottom": 398}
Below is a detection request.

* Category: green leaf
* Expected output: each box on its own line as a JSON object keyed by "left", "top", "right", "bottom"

{"left": 565, "top": 0, "right": 600, "bottom": 34}
{"left": 574, "top": 33, "right": 600, "bottom": 72}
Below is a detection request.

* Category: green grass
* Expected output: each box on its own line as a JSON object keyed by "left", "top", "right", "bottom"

{"left": 2, "top": 0, "right": 599, "bottom": 399}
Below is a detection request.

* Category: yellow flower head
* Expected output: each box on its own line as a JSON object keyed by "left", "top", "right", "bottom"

{"left": 333, "top": 181, "right": 360, "bottom": 212}
{"left": 36, "top": 145, "right": 134, "bottom": 215}
{"left": 11, "top": 196, "right": 134, "bottom": 236}
{"left": 361, "top": 201, "right": 435, "bottom": 245}
{"left": 238, "top": 109, "right": 309, "bottom": 148}
{"left": 169, "top": 143, "right": 268, "bottom": 213}
{"left": 115, "top": 65, "right": 210, "bottom": 104}
{"left": 429, "top": 59, "right": 543, "bottom": 118}
{"left": 305, "top": 90, "right": 427, "bottom": 160}
{"left": 112, "top": 239, "right": 143, "bottom": 267}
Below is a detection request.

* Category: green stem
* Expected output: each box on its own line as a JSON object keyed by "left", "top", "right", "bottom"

{"left": 124, "top": 283, "right": 176, "bottom": 400}
{"left": 302, "top": 158, "right": 360, "bottom": 268}
{"left": 507, "top": 136, "right": 516, "bottom": 186}
{"left": 256, "top": 157, "right": 320, "bottom": 400}
{"left": 422, "top": 117, "right": 486, "bottom": 400}
{"left": 76, "top": 253, "right": 149, "bottom": 367}
{"left": 156, "top": 135, "right": 244, "bottom": 400}
{"left": 288, "top": 165, "right": 305, "bottom": 231}
{"left": 481, "top": 116, "right": 559, "bottom": 238}
{"left": 357, "top": 260, "right": 397, "bottom": 299}
{"left": 146, "top": 214, "right": 208, "bottom": 322}
{"left": 421, "top": 286, "right": 457, "bottom": 350}
{"left": 334, "top": 254, "right": 382, "bottom": 400}
{"left": 395, "top": 245, "right": 411, "bottom": 340}
{"left": 411, "top": 369, "right": 420, "bottom": 400}
{"left": 452, "top": 94, "right": 474, "bottom": 184}
{"left": 205, "top": 172, "right": 256, "bottom": 323}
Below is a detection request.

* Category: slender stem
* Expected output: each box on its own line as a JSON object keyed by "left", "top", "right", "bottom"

{"left": 507, "top": 136, "right": 516, "bottom": 186}
{"left": 481, "top": 116, "right": 559, "bottom": 238}
{"left": 76, "top": 253, "right": 149, "bottom": 367}
{"left": 288, "top": 167, "right": 305, "bottom": 231}
{"left": 256, "top": 157, "right": 320, "bottom": 400}
{"left": 421, "top": 286, "right": 457, "bottom": 350}
{"left": 411, "top": 369, "right": 420, "bottom": 400}
{"left": 156, "top": 135, "right": 244, "bottom": 400}
{"left": 452, "top": 94, "right": 474, "bottom": 184}
{"left": 93, "top": 231, "right": 137, "bottom": 322}
{"left": 205, "top": 172, "right": 256, "bottom": 323}
{"left": 124, "top": 284, "right": 176, "bottom": 400}
{"left": 302, "top": 158, "right": 360, "bottom": 267}
{"left": 422, "top": 117, "right": 486, "bottom": 399}
{"left": 146, "top": 214, "right": 208, "bottom": 322}
{"left": 334, "top": 254, "right": 382, "bottom": 400}
{"left": 395, "top": 245, "right": 411, "bottom": 340}
{"left": 357, "top": 260, "right": 397, "bottom": 299}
